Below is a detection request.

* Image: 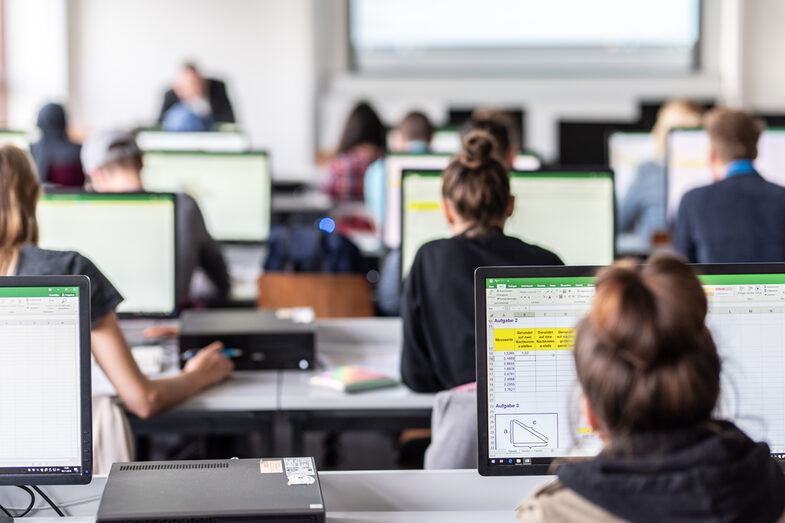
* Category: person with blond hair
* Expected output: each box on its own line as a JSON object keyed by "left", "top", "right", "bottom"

{"left": 619, "top": 100, "right": 704, "bottom": 246}
{"left": 517, "top": 255, "right": 785, "bottom": 522}
{"left": 0, "top": 144, "right": 233, "bottom": 419}
{"left": 673, "top": 107, "right": 785, "bottom": 262}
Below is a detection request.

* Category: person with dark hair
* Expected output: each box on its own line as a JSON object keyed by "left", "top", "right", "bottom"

{"left": 325, "top": 101, "right": 386, "bottom": 202}
{"left": 365, "top": 110, "right": 434, "bottom": 316}
{"left": 400, "top": 131, "right": 562, "bottom": 393}
{"left": 30, "top": 103, "right": 85, "bottom": 187}
{"left": 673, "top": 107, "right": 785, "bottom": 262}
{"left": 81, "top": 130, "right": 230, "bottom": 306}
{"left": 158, "top": 62, "right": 235, "bottom": 125}
{"left": 517, "top": 254, "right": 785, "bottom": 522}
{"left": 460, "top": 114, "right": 519, "bottom": 169}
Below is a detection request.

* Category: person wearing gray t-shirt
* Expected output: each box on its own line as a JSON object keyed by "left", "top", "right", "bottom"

{"left": 80, "top": 130, "right": 230, "bottom": 306}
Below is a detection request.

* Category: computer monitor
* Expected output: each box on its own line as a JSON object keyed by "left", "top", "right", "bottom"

{"left": 0, "top": 130, "right": 30, "bottom": 151}
{"left": 430, "top": 127, "right": 462, "bottom": 154}
{"left": 384, "top": 154, "right": 545, "bottom": 248}
{"left": 36, "top": 192, "right": 177, "bottom": 317}
{"left": 666, "top": 128, "right": 785, "bottom": 219}
{"left": 0, "top": 276, "right": 92, "bottom": 485}
{"left": 607, "top": 131, "right": 656, "bottom": 203}
{"left": 136, "top": 130, "right": 251, "bottom": 152}
{"left": 400, "top": 169, "right": 615, "bottom": 277}
{"left": 475, "top": 263, "right": 785, "bottom": 475}
{"left": 141, "top": 151, "right": 271, "bottom": 242}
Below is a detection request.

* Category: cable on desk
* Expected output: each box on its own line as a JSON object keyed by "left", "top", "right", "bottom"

{"left": 31, "top": 486, "right": 65, "bottom": 517}
{"left": 0, "top": 502, "right": 12, "bottom": 518}
{"left": 15, "top": 486, "right": 35, "bottom": 517}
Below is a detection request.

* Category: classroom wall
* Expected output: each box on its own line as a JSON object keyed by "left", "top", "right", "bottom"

{"left": 5, "top": 0, "right": 69, "bottom": 130}
{"left": 8, "top": 0, "right": 785, "bottom": 181}
{"left": 66, "top": 0, "right": 318, "bottom": 180}
{"left": 742, "top": 0, "right": 785, "bottom": 112}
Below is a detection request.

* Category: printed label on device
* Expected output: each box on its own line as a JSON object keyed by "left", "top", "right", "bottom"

{"left": 259, "top": 459, "right": 283, "bottom": 474}
{"left": 284, "top": 457, "right": 315, "bottom": 477}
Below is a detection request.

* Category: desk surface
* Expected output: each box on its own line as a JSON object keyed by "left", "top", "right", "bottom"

{"left": 176, "top": 370, "right": 278, "bottom": 411}
{"left": 9, "top": 469, "right": 548, "bottom": 521}
{"left": 280, "top": 370, "right": 434, "bottom": 411}
{"left": 104, "top": 317, "right": 430, "bottom": 414}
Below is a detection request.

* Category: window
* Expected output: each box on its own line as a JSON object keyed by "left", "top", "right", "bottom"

{"left": 350, "top": 0, "right": 701, "bottom": 75}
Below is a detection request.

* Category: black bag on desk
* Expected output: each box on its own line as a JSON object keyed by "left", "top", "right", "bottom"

{"left": 264, "top": 224, "right": 364, "bottom": 273}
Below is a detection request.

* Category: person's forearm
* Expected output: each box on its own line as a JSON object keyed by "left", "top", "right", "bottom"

{"left": 127, "top": 370, "right": 212, "bottom": 419}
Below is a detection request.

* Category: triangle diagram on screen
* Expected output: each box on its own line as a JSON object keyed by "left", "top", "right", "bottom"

{"left": 510, "top": 420, "right": 548, "bottom": 447}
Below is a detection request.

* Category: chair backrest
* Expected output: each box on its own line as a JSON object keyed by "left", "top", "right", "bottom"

{"left": 257, "top": 272, "right": 374, "bottom": 318}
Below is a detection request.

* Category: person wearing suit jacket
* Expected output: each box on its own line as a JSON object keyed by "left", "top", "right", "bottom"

{"left": 673, "top": 107, "right": 785, "bottom": 263}
{"left": 158, "top": 63, "right": 236, "bottom": 124}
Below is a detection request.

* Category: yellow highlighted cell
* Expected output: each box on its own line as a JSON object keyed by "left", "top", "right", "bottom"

{"left": 577, "top": 427, "right": 594, "bottom": 434}
{"left": 407, "top": 201, "right": 441, "bottom": 211}
{"left": 494, "top": 328, "right": 575, "bottom": 351}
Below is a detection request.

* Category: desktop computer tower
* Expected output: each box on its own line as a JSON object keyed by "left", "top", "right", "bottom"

{"left": 97, "top": 458, "right": 325, "bottom": 522}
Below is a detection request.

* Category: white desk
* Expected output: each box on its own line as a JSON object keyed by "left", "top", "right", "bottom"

{"left": 7, "top": 469, "right": 550, "bottom": 521}
{"left": 176, "top": 371, "right": 278, "bottom": 412}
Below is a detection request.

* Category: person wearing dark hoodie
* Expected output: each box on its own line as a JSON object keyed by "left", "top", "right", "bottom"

{"left": 517, "top": 254, "right": 785, "bottom": 523}
{"left": 30, "top": 103, "right": 85, "bottom": 187}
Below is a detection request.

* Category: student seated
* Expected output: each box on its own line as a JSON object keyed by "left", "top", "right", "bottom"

{"left": 464, "top": 109, "right": 521, "bottom": 169}
{"left": 364, "top": 111, "right": 434, "bottom": 231}
{"left": 30, "top": 103, "right": 85, "bottom": 187}
{"left": 80, "top": 130, "right": 231, "bottom": 306}
{"left": 324, "top": 102, "right": 385, "bottom": 202}
{"left": 401, "top": 131, "right": 562, "bottom": 393}
{"left": 368, "top": 111, "right": 434, "bottom": 316}
{"left": 0, "top": 145, "right": 233, "bottom": 418}
{"left": 158, "top": 62, "right": 235, "bottom": 124}
{"left": 673, "top": 108, "right": 785, "bottom": 262}
{"left": 619, "top": 100, "right": 703, "bottom": 246}
{"left": 517, "top": 255, "right": 785, "bottom": 522}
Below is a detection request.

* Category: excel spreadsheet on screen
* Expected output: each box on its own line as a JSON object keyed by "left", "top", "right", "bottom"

{"left": 478, "top": 267, "right": 785, "bottom": 473}
{"left": 0, "top": 281, "right": 90, "bottom": 484}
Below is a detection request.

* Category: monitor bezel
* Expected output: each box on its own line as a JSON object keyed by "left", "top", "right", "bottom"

{"left": 140, "top": 149, "right": 272, "bottom": 244}
{"left": 475, "top": 262, "right": 785, "bottom": 476}
{"left": 0, "top": 275, "right": 92, "bottom": 485}
{"left": 38, "top": 189, "right": 180, "bottom": 319}
{"left": 399, "top": 167, "right": 617, "bottom": 283}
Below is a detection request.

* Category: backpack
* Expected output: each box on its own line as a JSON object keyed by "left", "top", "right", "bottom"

{"left": 264, "top": 223, "right": 364, "bottom": 273}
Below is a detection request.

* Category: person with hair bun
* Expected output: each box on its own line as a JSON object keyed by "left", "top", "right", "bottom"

{"left": 517, "top": 254, "right": 785, "bottom": 523}
{"left": 401, "top": 131, "right": 562, "bottom": 393}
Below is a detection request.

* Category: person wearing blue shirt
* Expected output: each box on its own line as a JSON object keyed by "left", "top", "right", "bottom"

{"left": 364, "top": 111, "right": 433, "bottom": 232}
{"left": 618, "top": 100, "right": 703, "bottom": 247}
{"left": 366, "top": 111, "right": 433, "bottom": 316}
{"left": 673, "top": 107, "right": 785, "bottom": 263}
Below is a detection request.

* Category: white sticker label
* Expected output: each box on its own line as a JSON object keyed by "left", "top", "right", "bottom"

{"left": 259, "top": 459, "right": 283, "bottom": 474}
{"left": 284, "top": 457, "right": 315, "bottom": 477}
{"left": 288, "top": 475, "right": 316, "bottom": 486}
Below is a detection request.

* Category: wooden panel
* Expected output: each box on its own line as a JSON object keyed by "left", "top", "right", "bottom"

{"left": 257, "top": 272, "right": 374, "bottom": 318}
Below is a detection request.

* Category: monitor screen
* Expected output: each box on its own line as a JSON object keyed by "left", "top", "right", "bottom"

{"left": 136, "top": 131, "right": 251, "bottom": 152}
{"left": 401, "top": 170, "right": 615, "bottom": 277}
{"left": 0, "top": 276, "right": 91, "bottom": 485}
{"left": 385, "top": 154, "right": 544, "bottom": 248}
{"left": 37, "top": 192, "right": 177, "bottom": 316}
{"left": 666, "top": 128, "right": 785, "bottom": 219}
{"left": 476, "top": 264, "right": 785, "bottom": 475}
{"left": 141, "top": 151, "right": 271, "bottom": 242}
{"left": 0, "top": 130, "right": 30, "bottom": 151}
{"left": 608, "top": 131, "right": 656, "bottom": 202}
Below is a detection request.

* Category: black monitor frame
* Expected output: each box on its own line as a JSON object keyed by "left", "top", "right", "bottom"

{"left": 399, "top": 167, "right": 617, "bottom": 285}
{"left": 38, "top": 189, "right": 180, "bottom": 319}
{"left": 0, "top": 275, "right": 92, "bottom": 485}
{"left": 475, "top": 262, "right": 785, "bottom": 476}
{"left": 141, "top": 149, "right": 272, "bottom": 245}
